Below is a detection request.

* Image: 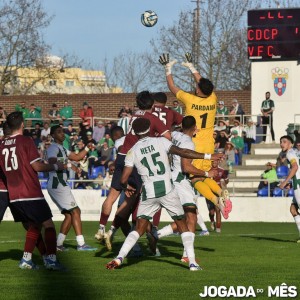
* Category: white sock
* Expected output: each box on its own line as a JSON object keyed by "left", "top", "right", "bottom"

{"left": 294, "top": 215, "right": 300, "bottom": 235}
{"left": 76, "top": 235, "right": 85, "bottom": 246}
{"left": 182, "top": 248, "right": 187, "bottom": 258}
{"left": 23, "top": 252, "right": 32, "bottom": 261}
{"left": 99, "top": 224, "right": 105, "bottom": 231}
{"left": 157, "top": 224, "right": 173, "bottom": 239}
{"left": 118, "top": 231, "right": 140, "bottom": 259}
{"left": 181, "top": 232, "right": 196, "bottom": 265}
{"left": 197, "top": 213, "right": 208, "bottom": 231}
{"left": 47, "top": 254, "right": 57, "bottom": 261}
{"left": 57, "top": 233, "right": 66, "bottom": 247}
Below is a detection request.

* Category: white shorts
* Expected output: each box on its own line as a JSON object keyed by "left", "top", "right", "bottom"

{"left": 47, "top": 183, "right": 78, "bottom": 213}
{"left": 137, "top": 188, "right": 184, "bottom": 220}
{"left": 174, "top": 180, "right": 197, "bottom": 207}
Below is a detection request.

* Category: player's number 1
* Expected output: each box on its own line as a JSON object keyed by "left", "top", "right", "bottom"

{"left": 200, "top": 113, "right": 208, "bottom": 129}
{"left": 2, "top": 147, "right": 18, "bottom": 171}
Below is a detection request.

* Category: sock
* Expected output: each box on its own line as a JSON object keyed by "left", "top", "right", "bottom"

{"left": 197, "top": 213, "right": 208, "bottom": 231}
{"left": 22, "top": 252, "right": 32, "bottom": 261}
{"left": 57, "top": 233, "right": 66, "bottom": 247}
{"left": 76, "top": 235, "right": 85, "bottom": 246}
{"left": 204, "top": 178, "right": 222, "bottom": 196}
{"left": 132, "top": 243, "right": 141, "bottom": 252}
{"left": 294, "top": 215, "right": 300, "bottom": 235}
{"left": 44, "top": 227, "right": 57, "bottom": 255}
{"left": 99, "top": 212, "right": 109, "bottom": 227}
{"left": 194, "top": 181, "right": 218, "bottom": 205}
{"left": 47, "top": 254, "right": 57, "bottom": 261}
{"left": 36, "top": 234, "right": 46, "bottom": 256}
{"left": 152, "top": 209, "right": 162, "bottom": 227}
{"left": 24, "top": 225, "right": 40, "bottom": 254}
{"left": 157, "top": 224, "right": 173, "bottom": 239}
{"left": 181, "top": 232, "right": 196, "bottom": 265}
{"left": 182, "top": 248, "right": 187, "bottom": 258}
{"left": 118, "top": 231, "right": 140, "bottom": 259}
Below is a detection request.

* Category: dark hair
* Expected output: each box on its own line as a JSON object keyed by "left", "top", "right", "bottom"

{"left": 50, "top": 124, "right": 62, "bottom": 135}
{"left": 6, "top": 111, "right": 24, "bottom": 131}
{"left": 2, "top": 122, "right": 11, "bottom": 137}
{"left": 182, "top": 116, "right": 196, "bottom": 130}
{"left": 280, "top": 135, "right": 294, "bottom": 144}
{"left": 153, "top": 92, "right": 167, "bottom": 104}
{"left": 111, "top": 126, "right": 124, "bottom": 139}
{"left": 132, "top": 118, "right": 150, "bottom": 135}
{"left": 136, "top": 91, "right": 154, "bottom": 110}
{"left": 198, "top": 78, "right": 214, "bottom": 97}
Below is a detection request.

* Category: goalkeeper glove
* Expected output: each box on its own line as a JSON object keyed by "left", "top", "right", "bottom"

{"left": 181, "top": 52, "right": 197, "bottom": 74}
{"left": 159, "top": 53, "right": 177, "bottom": 76}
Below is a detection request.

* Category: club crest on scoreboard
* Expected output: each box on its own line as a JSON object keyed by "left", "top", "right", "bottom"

{"left": 271, "top": 67, "right": 289, "bottom": 96}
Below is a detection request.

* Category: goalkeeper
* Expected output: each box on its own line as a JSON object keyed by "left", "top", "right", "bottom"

{"left": 159, "top": 53, "right": 232, "bottom": 215}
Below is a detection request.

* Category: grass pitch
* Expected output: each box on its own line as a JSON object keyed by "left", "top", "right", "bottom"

{"left": 0, "top": 221, "right": 299, "bottom": 300}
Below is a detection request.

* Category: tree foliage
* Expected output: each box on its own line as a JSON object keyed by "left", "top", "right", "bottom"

{"left": 0, "top": 0, "right": 53, "bottom": 94}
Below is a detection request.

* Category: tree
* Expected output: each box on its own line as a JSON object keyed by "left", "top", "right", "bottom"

{"left": 0, "top": 0, "right": 53, "bottom": 95}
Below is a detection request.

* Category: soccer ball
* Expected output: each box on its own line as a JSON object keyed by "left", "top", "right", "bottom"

{"left": 141, "top": 10, "right": 158, "bottom": 27}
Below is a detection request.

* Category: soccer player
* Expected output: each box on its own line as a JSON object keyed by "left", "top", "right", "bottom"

{"left": 157, "top": 116, "right": 219, "bottom": 261}
{"left": 204, "top": 159, "right": 229, "bottom": 233}
{"left": 106, "top": 118, "right": 223, "bottom": 271}
{"left": 94, "top": 91, "right": 171, "bottom": 247}
{"left": 0, "top": 112, "right": 65, "bottom": 270}
{"left": 278, "top": 135, "right": 300, "bottom": 242}
{"left": 47, "top": 125, "right": 97, "bottom": 251}
{"left": 159, "top": 53, "right": 232, "bottom": 217}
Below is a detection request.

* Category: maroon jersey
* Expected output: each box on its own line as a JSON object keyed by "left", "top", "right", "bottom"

{"left": 119, "top": 110, "right": 169, "bottom": 155}
{"left": 0, "top": 167, "right": 7, "bottom": 192}
{"left": 0, "top": 134, "right": 44, "bottom": 202}
{"left": 152, "top": 105, "right": 183, "bottom": 130}
{"left": 213, "top": 167, "right": 228, "bottom": 186}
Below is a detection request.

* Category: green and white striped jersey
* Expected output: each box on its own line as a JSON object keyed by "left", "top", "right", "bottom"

{"left": 46, "top": 143, "right": 71, "bottom": 189}
{"left": 286, "top": 148, "right": 300, "bottom": 190}
{"left": 171, "top": 131, "right": 195, "bottom": 182}
{"left": 125, "top": 137, "right": 173, "bottom": 200}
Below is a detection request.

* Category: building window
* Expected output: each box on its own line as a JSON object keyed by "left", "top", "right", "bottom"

{"left": 49, "top": 80, "right": 57, "bottom": 86}
{"left": 65, "top": 80, "right": 74, "bottom": 87}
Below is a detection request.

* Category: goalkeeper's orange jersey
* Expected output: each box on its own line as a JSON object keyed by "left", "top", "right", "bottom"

{"left": 176, "top": 90, "right": 217, "bottom": 154}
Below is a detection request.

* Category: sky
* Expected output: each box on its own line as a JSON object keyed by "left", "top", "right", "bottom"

{"left": 42, "top": 0, "right": 195, "bottom": 68}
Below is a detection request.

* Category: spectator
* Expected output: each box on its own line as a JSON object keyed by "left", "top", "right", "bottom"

{"left": 132, "top": 104, "right": 139, "bottom": 114}
{"left": 229, "top": 98, "right": 244, "bottom": 122}
{"left": 117, "top": 104, "right": 132, "bottom": 118}
{"left": 117, "top": 111, "right": 131, "bottom": 135}
{"left": 216, "top": 101, "right": 229, "bottom": 121}
{"left": 29, "top": 103, "right": 42, "bottom": 127}
{"left": 230, "top": 119, "right": 244, "bottom": 137}
{"left": 224, "top": 141, "right": 235, "bottom": 174}
{"left": 231, "top": 130, "right": 244, "bottom": 165}
{"left": 214, "top": 119, "right": 228, "bottom": 135}
{"left": 260, "top": 91, "right": 275, "bottom": 144}
{"left": 296, "top": 141, "right": 300, "bottom": 152}
{"left": 74, "top": 139, "right": 89, "bottom": 189}
{"left": 97, "top": 141, "right": 113, "bottom": 170}
{"left": 0, "top": 107, "right": 8, "bottom": 127}
{"left": 41, "top": 121, "right": 51, "bottom": 139}
{"left": 59, "top": 101, "right": 73, "bottom": 127}
{"left": 15, "top": 101, "right": 30, "bottom": 126}
{"left": 244, "top": 118, "right": 257, "bottom": 154}
{"left": 80, "top": 102, "right": 94, "bottom": 127}
{"left": 86, "top": 131, "right": 96, "bottom": 145}
{"left": 30, "top": 130, "right": 42, "bottom": 148}
{"left": 172, "top": 100, "right": 183, "bottom": 115}
{"left": 294, "top": 130, "right": 300, "bottom": 146}
{"left": 104, "top": 121, "right": 114, "bottom": 135}
{"left": 31, "top": 123, "right": 42, "bottom": 139}
{"left": 64, "top": 123, "right": 77, "bottom": 137}
{"left": 215, "top": 130, "right": 229, "bottom": 153}
{"left": 48, "top": 103, "right": 60, "bottom": 125}
{"left": 93, "top": 120, "right": 105, "bottom": 143}
{"left": 70, "top": 132, "right": 79, "bottom": 152}
{"left": 257, "top": 162, "right": 279, "bottom": 192}
{"left": 276, "top": 150, "right": 288, "bottom": 168}
{"left": 97, "top": 133, "right": 114, "bottom": 148}
{"left": 79, "top": 121, "right": 93, "bottom": 145}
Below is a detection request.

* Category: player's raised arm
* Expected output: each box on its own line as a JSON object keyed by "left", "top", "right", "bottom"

{"left": 181, "top": 157, "right": 218, "bottom": 178}
{"left": 181, "top": 52, "right": 201, "bottom": 83}
{"left": 159, "top": 53, "right": 179, "bottom": 96}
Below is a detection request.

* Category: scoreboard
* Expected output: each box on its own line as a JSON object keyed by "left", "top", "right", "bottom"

{"left": 247, "top": 8, "right": 300, "bottom": 60}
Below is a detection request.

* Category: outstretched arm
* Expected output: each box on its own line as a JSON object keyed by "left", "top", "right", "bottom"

{"left": 159, "top": 53, "right": 180, "bottom": 96}
{"left": 181, "top": 52, "right": 202, "bottom": 83}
